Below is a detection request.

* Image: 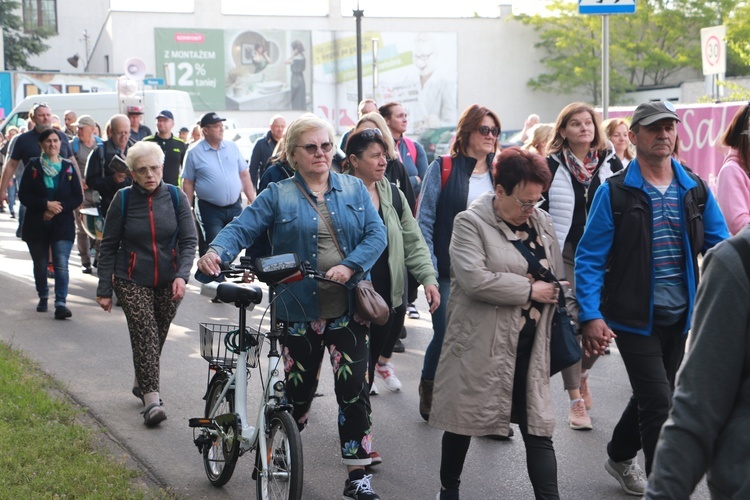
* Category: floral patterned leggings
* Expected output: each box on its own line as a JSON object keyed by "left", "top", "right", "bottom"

{"left": 283, "top": 314, "right": 373, "bottom": 466}
{"left": 114, "top": 278, "right": 180, "bottom": 394}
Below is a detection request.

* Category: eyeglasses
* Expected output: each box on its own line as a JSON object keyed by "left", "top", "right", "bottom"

{"left": 133, "top": 165, "right": 162, "bottom": 176}
{"left": 296, "top": 142, "right": 334, "bottom": 155}
{"left": 513, "top": 193, "right": 545, "bottom": 212}
{"left": 478, "top": 126, "right": 501, "bottom": 138}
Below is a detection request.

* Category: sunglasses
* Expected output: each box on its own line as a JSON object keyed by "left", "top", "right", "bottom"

{"left": 478, "top": 125, "right": 501, "bottom": 137}
{"left": 358, "top": 128, "right": 382, "bottom": 139}
{"left": 296, "top": 142, "right": 334, "bottom": 155}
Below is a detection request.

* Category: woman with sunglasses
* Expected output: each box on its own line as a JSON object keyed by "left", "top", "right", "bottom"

{"left": 197, "top": 114, "right": 386, "bottom": 500}
{"left": 416, "top": 103, "right": 500, "bottom": 422}
{"left": 542, "top": 102, "right": 623, "bottom": 431}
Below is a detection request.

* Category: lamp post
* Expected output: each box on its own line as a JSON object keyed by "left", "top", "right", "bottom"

{"left": 353, "top": 3, "right": 364, "bottom": 104}
{"left": 372, "top": 38, "right": 379, "bottom": 99}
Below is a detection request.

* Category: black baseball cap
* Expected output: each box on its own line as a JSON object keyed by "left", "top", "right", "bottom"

{"left": 179, "top": 126, "right": 189, "bottom": 133}
{"left": 200, "top": 112, "right": 226, "bottom": 127}
{"left": 157, "top": 110, "right": 174, "bottom": 120}
{"left": 630, "top": 101, "right": 680, "bottom": 128}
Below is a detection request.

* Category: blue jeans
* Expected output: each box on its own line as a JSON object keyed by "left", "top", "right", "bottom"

{"left": 197, "top": 198, "right": 242, "bottom": 249}
{"left": 27, "top": 239, "right": 74, "bottom": 307}
{"left": 421, "top": 275, "right": 451, "bottom": 380}
{"left": 6, "top": 177, "right": 17, "bottom": 215}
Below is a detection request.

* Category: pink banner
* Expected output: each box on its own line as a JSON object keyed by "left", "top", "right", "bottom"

{"left": 607, "top": 101, "right": 745, "bottom": 191}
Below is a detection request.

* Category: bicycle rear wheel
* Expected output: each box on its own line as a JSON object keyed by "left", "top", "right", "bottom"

{"left": 203, "top": 375, "right": 240, "bottom": 487}
{"left": 255, "top": 411, "right": 303, "bottom": 500}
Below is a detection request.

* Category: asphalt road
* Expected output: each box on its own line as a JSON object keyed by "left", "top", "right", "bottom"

{"left": 0, "top": 212, "right": 710, "bottom": 499}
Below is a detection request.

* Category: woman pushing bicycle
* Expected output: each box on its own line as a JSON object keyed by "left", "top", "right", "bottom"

{"left": 197, "top": 114, "right": 386, "bottom": 500}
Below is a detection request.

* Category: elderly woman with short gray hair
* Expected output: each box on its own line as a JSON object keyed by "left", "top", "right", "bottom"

{"left": 96, "top": 141, "right": 197, "bottom": 427}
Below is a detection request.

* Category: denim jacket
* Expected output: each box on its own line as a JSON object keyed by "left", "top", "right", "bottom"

{"left": 210, "top": 171, "right": 387, "bottom": 322}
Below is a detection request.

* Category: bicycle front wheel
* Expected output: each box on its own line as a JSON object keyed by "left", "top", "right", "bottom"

{"left": 255, "top": 411, "right": 303, "bottom": 500}
{"left": 203, "top": 375, "right": 240, "bottom": 487}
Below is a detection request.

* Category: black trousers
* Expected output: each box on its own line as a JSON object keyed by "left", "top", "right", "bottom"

{"left": 606, "top": 323, "right": 686, "bottom": 475}
{"left": 440, "top": 325, "right": 559, "bottom": 499}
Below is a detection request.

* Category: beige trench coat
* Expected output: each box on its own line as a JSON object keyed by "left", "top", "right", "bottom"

{"left": 429, "top": 191, "right": 566, "bottom": 438}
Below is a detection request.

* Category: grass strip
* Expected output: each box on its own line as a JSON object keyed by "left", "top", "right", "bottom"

{"left": 0, "top": 341, "right": 173, "bottom": 498}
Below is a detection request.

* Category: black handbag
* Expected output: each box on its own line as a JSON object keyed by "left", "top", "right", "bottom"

{"left": 510, "top": 240, "right": 581, "bottom": 375}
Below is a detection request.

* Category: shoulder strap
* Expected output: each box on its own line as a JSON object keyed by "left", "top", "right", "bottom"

{"left": 510, "top": 238, "right": 565, "bottom": 307}
{"left": 72, "top": 137, "right": 79, "bottom": 153}
{"left": 294, "top": 180, "right": 345, "bottom": 258}
{"left": 403, "top": 137, "right": 417, "bottom": 165}
{"left": 441, "top": 155, "right": 453, "bottom": 189}
{"left": 608, "top": 172, "right": 627, "bottom": 229}
{"left": 685, "top": 170, "right": 708, "bottom": 212}
{"left": 390, "top": 182, "right": 403, "bottom": 219}
{"left": 120, "top": 186, "right": 131, "bottom": 219}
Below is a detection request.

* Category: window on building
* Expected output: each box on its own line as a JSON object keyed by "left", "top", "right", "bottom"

{"left": 23, "top": 0, "right": 58, "bottom": 33}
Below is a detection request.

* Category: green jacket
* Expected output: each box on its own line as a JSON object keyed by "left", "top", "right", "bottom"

{"left": 376, "top": 178, "right": 438, "bottom": 307}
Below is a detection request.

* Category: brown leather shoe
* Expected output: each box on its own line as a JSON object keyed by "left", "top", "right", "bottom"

{"left": 419, "top": 378, "right": 434, "bottom": 421}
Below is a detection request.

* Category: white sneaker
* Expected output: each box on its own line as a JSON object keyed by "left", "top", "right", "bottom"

{"left": 370, "top": 382, "right": 379, "bottom": 395}
{"left": 375, "top": 362, "right": 402, "bottom": 392}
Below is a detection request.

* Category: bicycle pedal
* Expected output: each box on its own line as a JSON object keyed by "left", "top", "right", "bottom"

{"left": 188, "top": 417, "right": 214, "bottom": 428}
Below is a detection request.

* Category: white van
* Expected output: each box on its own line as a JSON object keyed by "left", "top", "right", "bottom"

{"left": 1, "top": 90, "right": 196, "bottom": 137}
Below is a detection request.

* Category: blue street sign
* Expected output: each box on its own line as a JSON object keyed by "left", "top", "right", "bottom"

{"left": 579, "top": 0, "right": 636, "bottom": 15}
{"left": 143, "top": 78, "right": 165, "bottom": 86}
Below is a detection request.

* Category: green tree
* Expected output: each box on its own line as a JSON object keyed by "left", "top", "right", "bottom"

{"left": 0, "top": 0, "right": 52, "bottom": 70}
{"left": 519, "top": 0, "right": 713, "bottom": 105}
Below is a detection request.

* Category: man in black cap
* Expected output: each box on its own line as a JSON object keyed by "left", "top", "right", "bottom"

{"left": 181, "top": 112, "right": 255, "bottom": 255}
{"left": 178, "top": 127, "right": 190, "bottom": 142}
{"left": 143, "top": 110, "right": 187, "bottom": 186}
{"left": 575, "top": 101, "right": 730, "bottom": 496}
{"left": 127, "top": 105, "right": 152, "bottom": 144}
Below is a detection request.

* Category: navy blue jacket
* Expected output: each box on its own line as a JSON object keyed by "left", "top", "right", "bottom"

{"left": 18, "top": 157, "right": 83, "bottom": 243}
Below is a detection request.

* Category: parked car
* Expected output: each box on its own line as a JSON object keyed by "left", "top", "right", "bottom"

{"left": 433, "top": 129, "right": 456, "bottom": 159}
{"left": 500, "top": 128, "right": 523, "bottom": 149}
{"left": 418, "top": 126, "right": 455, "bottom": 163}
{"left": 230, "top": 127, "right": 267, "bottom": 163}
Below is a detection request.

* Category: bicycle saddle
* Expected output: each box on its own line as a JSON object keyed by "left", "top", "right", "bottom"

{"left": 215, "top": 283, "right": 263, "bottom": 304}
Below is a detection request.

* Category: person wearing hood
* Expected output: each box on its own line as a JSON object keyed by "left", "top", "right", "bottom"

{"left": 542, "top": 102, "right": 623, "bottom": 431}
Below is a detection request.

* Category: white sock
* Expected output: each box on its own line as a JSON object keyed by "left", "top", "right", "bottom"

{"left": 144, "top": 391, "right": 160, "bottom": 407}
{"left": 569, "top": 398, "right": 584, "bottom": 408}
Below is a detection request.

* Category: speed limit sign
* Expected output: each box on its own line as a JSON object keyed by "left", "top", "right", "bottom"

{"left": 701, "top": 25, "right": 726, "bottom": 76}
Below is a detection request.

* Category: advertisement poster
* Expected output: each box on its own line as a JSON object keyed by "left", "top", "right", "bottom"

{"left": 155, "top": 28, "right": 311, "bottom": 112}
{"left": 311, "top": 30, "right": 458, "bottom": 133}
{"left": 0, "top": 72, "right": 13, "bottom": 120}
{"left": 223, "top": 29, "right": 312, "bottom": 112}
{"left": 155, "top": 28, "right": 225, "bottom": 110}
{"left": 13, "top": 73, "right": 117, "bottom": 105}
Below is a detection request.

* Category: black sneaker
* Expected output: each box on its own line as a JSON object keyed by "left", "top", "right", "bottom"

{"left": 343, "top": 474, "right": 379, "bottom": 500}
{"left": 82, "top": 266, "right": 93, "bottom": 274}
{"left": 392, "top": 338, "right": 406, "bottom": 353}
{"left": 54, "top": 306, "right": 72, "bottom": 320}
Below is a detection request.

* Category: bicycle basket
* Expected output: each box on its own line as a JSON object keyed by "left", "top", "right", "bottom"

{"left": 199, "top": 323, "right": 261, "bottom": 369}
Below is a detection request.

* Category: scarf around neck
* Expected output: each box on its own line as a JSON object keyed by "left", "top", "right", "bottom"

{"left": 563, "top": 147, "right": 599, "bottom": 186}
{"left": 41, "top": 153, "right": 62, "bottom": 189}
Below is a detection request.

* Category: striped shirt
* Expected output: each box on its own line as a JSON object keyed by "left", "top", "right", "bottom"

{"left": 645, "top": 180, "right": 685, "bottom": 285}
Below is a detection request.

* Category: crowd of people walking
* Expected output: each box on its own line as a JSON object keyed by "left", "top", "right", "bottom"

{"left": 2, "top": 96, "right": 750, "bottom": 500}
